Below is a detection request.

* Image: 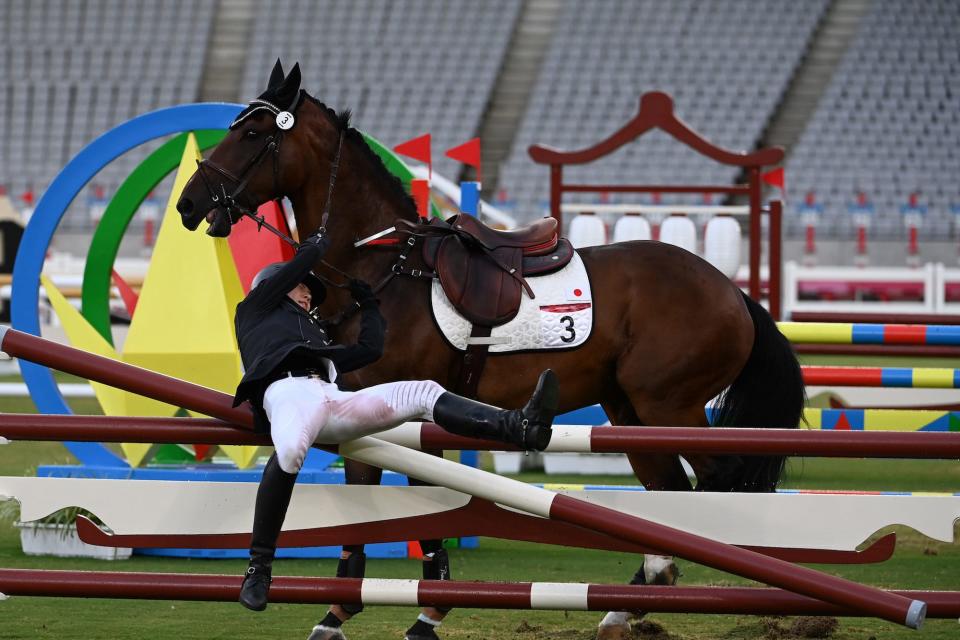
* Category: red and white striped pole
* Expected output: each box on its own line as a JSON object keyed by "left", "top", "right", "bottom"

{"left": 0, "top": 570, "right": 957, "bottom": 618}
{"left": 2, "top": 413, "right": 958, "bottom": 459}
{"left": 0, "top": 327, "right": 928, "bottom": 628}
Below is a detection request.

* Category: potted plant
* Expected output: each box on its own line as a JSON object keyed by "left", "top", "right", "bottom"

{"left": 0, "top": 499, "right": 132, "bottom": 560}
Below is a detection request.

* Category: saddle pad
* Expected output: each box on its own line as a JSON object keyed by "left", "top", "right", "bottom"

{"left": 431, "top": 252, "right": 593, "bottom": 352}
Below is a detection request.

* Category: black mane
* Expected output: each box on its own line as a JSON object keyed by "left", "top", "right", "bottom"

{"left": 304, "top": 94, "right": 418, "bottom": 217}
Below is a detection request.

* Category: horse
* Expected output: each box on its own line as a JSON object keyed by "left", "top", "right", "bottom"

{"left": 176, "top": 62, "right": 805, "bottom": 639}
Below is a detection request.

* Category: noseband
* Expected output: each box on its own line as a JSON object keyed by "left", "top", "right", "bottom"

{"left": 194, "top": 130, "right": 285, "bottom": 233}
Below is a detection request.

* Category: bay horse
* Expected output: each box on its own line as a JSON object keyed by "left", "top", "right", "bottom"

{"left": 176, "top": 63, "right": 804, "bottom": 639}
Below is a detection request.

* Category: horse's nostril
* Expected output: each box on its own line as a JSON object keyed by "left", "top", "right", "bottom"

{"left": 176, "top": 197, "right": 193, "bottom": 216}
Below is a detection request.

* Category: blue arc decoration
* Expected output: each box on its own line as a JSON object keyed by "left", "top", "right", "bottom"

{"left": 11, "top": 103, "right": 244, "bottom": 465}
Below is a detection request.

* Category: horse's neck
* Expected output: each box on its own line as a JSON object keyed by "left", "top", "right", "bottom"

{"left": 290, "top": 140, "right": 416, "bottom": 283}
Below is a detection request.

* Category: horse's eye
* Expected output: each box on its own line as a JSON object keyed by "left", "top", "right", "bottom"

{"left": 244, "top": 129, "right": 259, "bottom": 139}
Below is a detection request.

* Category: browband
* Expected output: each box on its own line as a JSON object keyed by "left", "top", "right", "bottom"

{"left": 230, "top": 91, "right": 305, "bottom": 129}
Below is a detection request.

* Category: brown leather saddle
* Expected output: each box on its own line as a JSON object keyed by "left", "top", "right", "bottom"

{"left": 417, "top": 215, "right": 574, "bottom": 326}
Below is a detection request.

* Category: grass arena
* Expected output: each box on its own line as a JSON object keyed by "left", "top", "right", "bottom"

{"left": 2, "top": 2, "right": 960, "bottom": 639}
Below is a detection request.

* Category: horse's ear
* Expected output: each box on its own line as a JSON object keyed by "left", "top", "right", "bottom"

{"left": 267, "top": 59, "right": 285, "bottom": 89}
{"left": 275, "top": 62, "right": 302, "bottom": 109}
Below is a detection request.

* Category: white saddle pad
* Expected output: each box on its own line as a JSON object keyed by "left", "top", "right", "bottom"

{"left": 431, "top": 251, "right": 593, "bottom": 352}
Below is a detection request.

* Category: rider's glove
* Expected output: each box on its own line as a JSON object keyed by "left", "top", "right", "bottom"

{"left": 300, "top": 231, "right": 331, "bottom": 254}
{"left": 348, "top": 279, "right": 377, "bottom": 307}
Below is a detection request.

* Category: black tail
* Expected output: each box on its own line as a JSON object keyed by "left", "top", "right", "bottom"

{"left": 704, "top": 293, "right": 806, "bottom": 492}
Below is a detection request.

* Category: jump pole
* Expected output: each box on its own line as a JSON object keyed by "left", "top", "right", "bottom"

{"left": 0, "top": 327, "right": 927, "bottom": 628}
{"left": 802, "top": 365, "right": 960, "bottom": 389}
{"left": 3, "top": 413, "right": 960, "bottom": 459}
{"left": 780, "top": 321, "right": 960, "bottom": 346}
{"left": 1, "top": 570, "right": 958, "bottom": 619}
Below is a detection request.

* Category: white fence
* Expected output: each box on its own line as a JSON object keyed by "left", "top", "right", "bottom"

{"left": 783, "top": 261, "right": 960, "bottom": 317}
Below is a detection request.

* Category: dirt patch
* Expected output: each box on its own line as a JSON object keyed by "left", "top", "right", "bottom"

{"left": 632, "top": 619, "right": 678, "bottom": 639}
{"left": 755, "top": 616, "right": 839, "bottom": 639}
{"left": 515, "top": 620, "right": 544, "bottom": 634}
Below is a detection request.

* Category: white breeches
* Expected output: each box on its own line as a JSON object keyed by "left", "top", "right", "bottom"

{"left": 263, "top": 376, "right": 445, "bottom": 473}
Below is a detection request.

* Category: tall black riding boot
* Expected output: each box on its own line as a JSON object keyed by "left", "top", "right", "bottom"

{"left": 431, "top": 369, "right": 559, "bottom": 451}
{"left": 239, "top": 453, "right": 298, "bottom": 611}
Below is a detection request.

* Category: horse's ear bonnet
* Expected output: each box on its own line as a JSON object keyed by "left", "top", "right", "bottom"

{"left": 231, "top": 59, "right": 304, "bottom": 129}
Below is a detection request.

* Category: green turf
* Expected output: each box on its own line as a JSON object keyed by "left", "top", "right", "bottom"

{"left": 798, "top": 354, "right": 960, "bottom": 368}
{"left": 0, "top": 525, "right": 957, "bottom": 639}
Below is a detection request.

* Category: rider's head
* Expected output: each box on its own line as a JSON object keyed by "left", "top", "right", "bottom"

{"left": 287, "top": 282, "right": 312, "bottom": 311}
{"left": 251, "top": 262, "right": 326, "bottom": 311}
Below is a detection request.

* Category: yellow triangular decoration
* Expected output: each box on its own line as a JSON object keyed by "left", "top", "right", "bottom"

{"left": 40, "top": 275, "right": 160, "bottom": 466}
{"left": 120, "top": 132, "right": 260, "bottom": 468}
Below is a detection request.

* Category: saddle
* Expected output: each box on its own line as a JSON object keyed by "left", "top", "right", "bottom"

{"left": 416, "top": 215, "right": 574, "bottom": 326}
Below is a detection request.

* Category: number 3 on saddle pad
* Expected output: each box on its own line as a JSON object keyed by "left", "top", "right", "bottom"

{"left": 430, "top": 252, "right": 593, "bottom": 352}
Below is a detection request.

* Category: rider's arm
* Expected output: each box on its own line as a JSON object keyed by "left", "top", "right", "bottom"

{"left": 324, "top": 282, "right": 386, "bottom": 373}
{"left": 243, "top": 233, "right": 329, "bottom": 310}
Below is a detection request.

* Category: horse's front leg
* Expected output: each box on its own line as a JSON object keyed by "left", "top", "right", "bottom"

{"left": 309, "top": 458, "right": 382, "bottom": 640}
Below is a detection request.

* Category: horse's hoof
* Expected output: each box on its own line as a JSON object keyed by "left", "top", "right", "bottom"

{"left": 596, "top": 622, "right": 632, "bottom": 640}
{"left": 597, "top": 612, "right": 634, "bottom": 640}
{"left": 644, "top": 555, "right": 681, "bottom": 586}
{"left": 306, "top": 625, "right": 347, "bottom": 640}
{"left": 649, "top": 560, "right": 680, "bottom": 585}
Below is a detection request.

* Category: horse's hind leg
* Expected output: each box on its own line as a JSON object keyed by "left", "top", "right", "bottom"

{"left": 596, "top": 401, "right": 704, "bottom": 640}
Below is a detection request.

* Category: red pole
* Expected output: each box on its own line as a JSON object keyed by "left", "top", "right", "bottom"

{"left": 805, "top": 223, "right": 816, "bottom": 255}
{"left": 748, "top": 167, "right": 761, "bottom": 301}
{"left": 0, "top": 327, "right": 928, "bottom": 627}
{"left": 549, "top": 164, "right": 562, "bottom": 225}
{"left": 908, "top": 224, "right": 919, "bottom": 257}
{"left": 0, "top": 569, "right": 960, "bottom": 618}
{"left": 0, "top": 328, "right": 253, "bottom": 427}
{"left": 2, "top": 413, "right": 959, "bottom": 459}
{"left": 0, "top": 570, "right": 956, "bottom": 618}
{"left": 768, "top": 200, "right": 782, "bottom": 321}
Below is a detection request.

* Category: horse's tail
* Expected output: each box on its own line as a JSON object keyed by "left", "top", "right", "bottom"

{"left": 706, "top": 292, "right": 806, "bottom": 492}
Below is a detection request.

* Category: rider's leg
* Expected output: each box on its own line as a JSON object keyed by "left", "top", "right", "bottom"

{"left": 240, "top": 379, "right": 332, "bottom": 611}
{"left": 238, "top": 452, "right": 299, "bottom": 611}
{"left": 317, "top": 371, "right": 558, "bottom": 451}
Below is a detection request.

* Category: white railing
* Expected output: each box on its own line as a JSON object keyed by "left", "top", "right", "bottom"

{"left": 783, "top": 261, "right": 960, "bottom": 317}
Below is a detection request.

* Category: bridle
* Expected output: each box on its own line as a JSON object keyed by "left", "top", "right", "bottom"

{"left": 193, "top": 93, "right": 343, "bottom": 242}
{"left": 194, "top": 95, "right": 432, "bottom": 324}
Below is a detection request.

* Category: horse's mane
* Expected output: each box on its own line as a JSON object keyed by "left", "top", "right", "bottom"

{"left": 304, "top": 93, "right": 418, "bottom": 218}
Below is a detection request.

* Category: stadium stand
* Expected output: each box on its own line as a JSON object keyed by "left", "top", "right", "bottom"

{"left": 0, "top": 0, "right": 215, "bottom": 228}
{"left": 2, "top": 0, "right": 957, "bottom": 248}
{"left": 785, "top": 0, "right": 960, "bottom": 239}
{"left": 239, "top": 0, "right": 522, "bottom": 182}
{"left": 497, "top": 0, "right": 829, "bottom": 222}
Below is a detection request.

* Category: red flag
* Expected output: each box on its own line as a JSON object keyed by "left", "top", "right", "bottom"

{"left": 394, "top": 133, "right": 432, "bottom": 178}
{"left": 410, "top": 179, "right": 430, "bottom": 220}
{"left": 445, "top": 138, "right": 481, "bottom": 182}
{"left": 761, "top": 167, "right": 785, "bottom": 190}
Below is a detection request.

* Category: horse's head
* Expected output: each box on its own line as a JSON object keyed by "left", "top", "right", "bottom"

{"left": 177, "top": 60, "right": 316, "bottom": 237}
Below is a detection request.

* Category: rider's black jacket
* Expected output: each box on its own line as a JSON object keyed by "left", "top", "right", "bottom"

{"left": 233, "top": 241, "right": 386, "bottom": 432}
